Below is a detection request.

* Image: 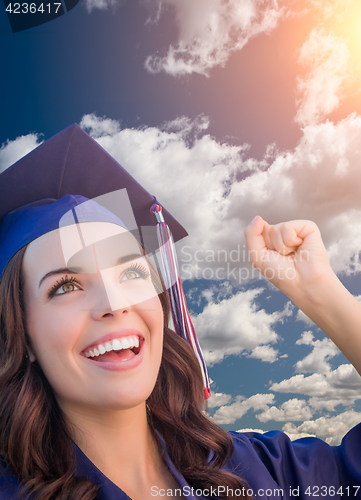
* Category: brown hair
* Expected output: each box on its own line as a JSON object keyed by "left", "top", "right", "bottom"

{"left": 0, "top": 246, "right": 250, "bottom": 499}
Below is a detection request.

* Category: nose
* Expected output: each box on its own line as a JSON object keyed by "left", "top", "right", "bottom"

{"left": 89, "top": 274, "right": 132, "bottom": 321}
{"left": 91, "top": 301, "right": 130, "bottom": 320}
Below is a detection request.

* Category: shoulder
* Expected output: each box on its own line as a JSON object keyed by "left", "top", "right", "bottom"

{"left": 0, "top": 456, "right": 28, "bottom": 499}
{"left": 222, "top": 424, "right": 361, "bottom": 498}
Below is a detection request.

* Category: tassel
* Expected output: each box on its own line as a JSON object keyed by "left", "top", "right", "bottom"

{"left": 151, "top": 201, "right": 211, "bottom": 400}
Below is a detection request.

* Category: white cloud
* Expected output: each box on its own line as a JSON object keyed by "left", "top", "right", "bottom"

{"left": 295, "top": 28, "right": 350, "bottom": 126}
{"left": 207, "top": 392, "right": 232, "bottom": 409}
{"left": 236, "top": 409, "right": 360, "bottom": 444}
{"left": 212, "top": 393, "right": 274, "bottom": 425}
{"left": 144, "top": 0, "right": 284, "bottom": 76}
{"left": 79, "top": 114, "right": 121, "bottom": 136}
{"left": 0, "top": 134, "right": 42, "bottom": 173}
{"left": 191, "top": 288, "right": 292, "bottom": 365}
{"left": 201, "top": 281, "right": 234, "bottom": 303}
{"left": 247, "top": 344, "right": 279, "bottom": 363}
{"left": 271, "top": 363, "right": 361, "bottom": 411}
{"left": 281, "top": 430, "right": 316, "bottom": 440}
{"left": 83, "top": 0, "right": 122, "bottom": 13}
{"left": 296, "top": 330, "right": 314, "bottom": 345}
{"left": 236, "top": 428, "right": 265, "bottom": 434}
{"left": 282, "top": 410, "right": 361, "bottom": 445}
{"left": 257, "top": 398, "right": 313, "bottom": 422}
{"left": 294, "top": 331, "right": 340, "bottom": 374}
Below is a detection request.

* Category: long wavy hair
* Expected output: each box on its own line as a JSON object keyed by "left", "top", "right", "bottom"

{"left": 0, "top": 245, "right": 250, "bottom": 500}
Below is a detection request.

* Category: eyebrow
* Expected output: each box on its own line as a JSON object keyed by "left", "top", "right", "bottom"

{"left": 38, "top": 253, "right": 144, "bottom": 289}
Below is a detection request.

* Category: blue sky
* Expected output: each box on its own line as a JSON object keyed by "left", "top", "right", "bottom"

{"left": 2, "top": 0, "right": 361, "bottom": 444}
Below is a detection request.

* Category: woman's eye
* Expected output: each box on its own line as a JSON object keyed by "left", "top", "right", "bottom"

{"left": 122, "top": 265, "right": 150, "bottom": 281}
{"left": 54, "top": 283, "right": 80, "bottom": 295}
{"left": 123, "top": 270, "right": 141, "bottom": 280}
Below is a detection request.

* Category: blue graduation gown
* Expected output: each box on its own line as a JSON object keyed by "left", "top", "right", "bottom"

{"left": 1, "top": 423, "right": 360, "bottom": 499}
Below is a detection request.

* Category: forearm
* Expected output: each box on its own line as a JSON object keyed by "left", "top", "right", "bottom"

{"left": 288, "top": 271, "right": 361, "bottom": 375}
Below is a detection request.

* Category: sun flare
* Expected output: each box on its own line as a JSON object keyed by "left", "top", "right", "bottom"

{"left": 326, "top": 0, "right": 361, "bottom": 71}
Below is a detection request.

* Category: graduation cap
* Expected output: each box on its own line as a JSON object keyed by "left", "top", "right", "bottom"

{"left": 0, "top": 124, "right": 210, "bottom": 399}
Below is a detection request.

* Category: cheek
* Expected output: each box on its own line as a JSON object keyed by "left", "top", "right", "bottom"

{"left": 26, "top": 303, "right": 81, "bottom": 363}
{"left": 140, "top": 295, "right": 165, "bottom": 363}
{"left": 144, "top": 295, "right": 164, "bottom": 335}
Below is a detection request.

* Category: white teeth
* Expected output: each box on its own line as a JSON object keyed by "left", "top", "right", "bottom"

{"left": 121, "top": 338, "right": 131, "bottom": 349}
{"left": 112, "top": 339, "right": 122, "bottom": 350}
{"left": 84, "top": 336, "right": 141, "bottom": 358}
{"left": 98, "top": 344, "right": 106, "bottom": 355}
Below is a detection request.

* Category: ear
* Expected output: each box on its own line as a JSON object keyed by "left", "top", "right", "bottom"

{"left": 27, "top": 347, "right": 36, "bottom": 362}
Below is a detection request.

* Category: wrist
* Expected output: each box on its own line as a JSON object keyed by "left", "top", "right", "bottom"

{"left": 286, "top": 267, "right": 341, "bottom": 314}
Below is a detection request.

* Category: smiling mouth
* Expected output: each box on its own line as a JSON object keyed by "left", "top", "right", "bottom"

{"left": 83, "top": 336, "right": 144, "bottom": 363}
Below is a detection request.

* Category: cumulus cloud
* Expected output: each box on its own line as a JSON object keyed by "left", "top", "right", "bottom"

{"left": 207, "top": 392, "right": 232, "bottom": 409}
{"left": 79, "top": 114, "right": 121, "bottom": 136}
{"left": 247, "top": 344, "right": 279, "bottom": 363}
{"left": 212, "top": 393, "right": 274, "bottom": 425}
{"left": 144, "top": 0, "right": 284, "bottom": 76}
{"left": 282, "top": 410, "right": 361, "bottom": 445}
{"left": 271, "top": 363, "right": 361, "bottom": 411}
{"left": 191, "top": 288, "right": 292, "bottom": 365}
{"left": 294, "top": 331, "right": 340, "bottom": 374}
{"left": 295, "top": 28, "right": 350, "bottom": 126}
{"left": 212, "top": 394, "right": 313, "bottom": 426}
{"left": 0, "top": 133, "right": 42, "bottom": 173}
{"left": 256, "top": 398, "right": 313, "bottom": 422}
{"left": 236, "top": 414, "right": 359, "bottom": 444}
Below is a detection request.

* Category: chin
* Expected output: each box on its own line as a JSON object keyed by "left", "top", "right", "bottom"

{"left": 95, "top": 382, "right": 157, "bottom": 411}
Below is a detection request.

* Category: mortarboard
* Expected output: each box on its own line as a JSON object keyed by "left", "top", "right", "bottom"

{"left": 0, "top": 124, "right": 210, "bottom": 398}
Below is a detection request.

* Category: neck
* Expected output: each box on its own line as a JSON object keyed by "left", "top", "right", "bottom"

{"left": 63, "top": 402, "right": 167, "bottom": 496}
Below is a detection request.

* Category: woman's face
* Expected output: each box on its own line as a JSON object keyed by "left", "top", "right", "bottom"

{"left": 22, "top": 222, "right": 164, "bottom": 415}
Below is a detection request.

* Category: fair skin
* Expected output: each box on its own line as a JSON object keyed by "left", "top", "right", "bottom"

{"left": 22, "top": 217, "right": 361, "bottom": 498}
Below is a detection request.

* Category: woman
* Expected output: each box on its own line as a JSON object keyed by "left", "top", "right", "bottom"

{"left": 0, "top": 124, "right": 360, "bottom": 500}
